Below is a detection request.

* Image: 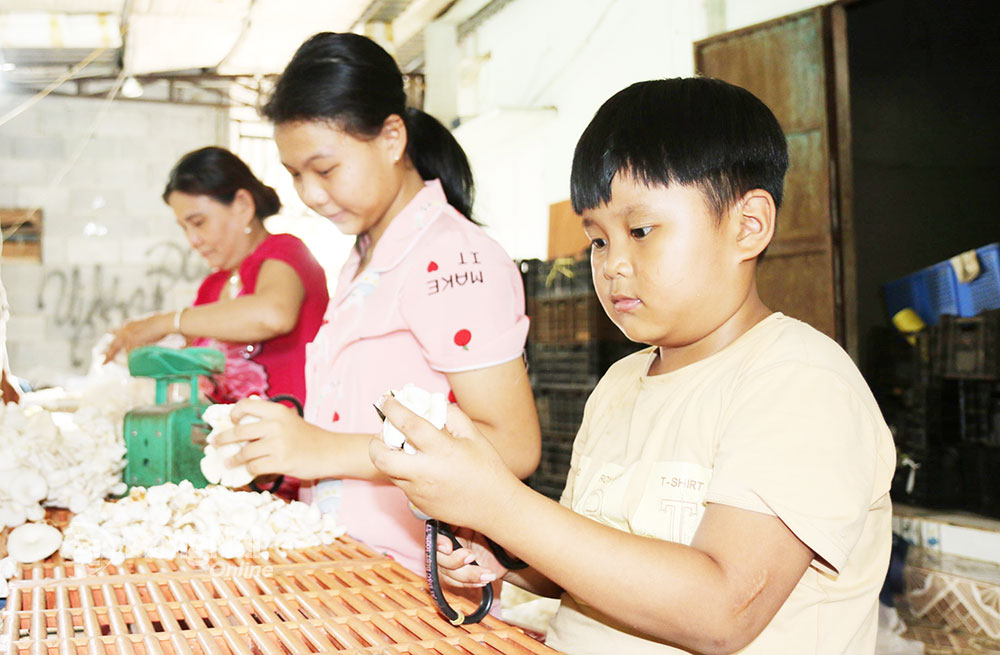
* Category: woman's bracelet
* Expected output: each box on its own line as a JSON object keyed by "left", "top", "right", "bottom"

{"left": 173, "top": 308, "right": 185, "bottom": 334}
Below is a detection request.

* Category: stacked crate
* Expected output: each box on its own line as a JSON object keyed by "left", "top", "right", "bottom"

{"left": 520, "top": 257, "right": 639, "bottom": 500}
{"left": 876, "top": 309, "right": 1000, "bottom": 517}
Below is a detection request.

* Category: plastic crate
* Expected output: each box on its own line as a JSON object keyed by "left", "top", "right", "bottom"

{"left": 527, "top": 340, "right": 642, "bottom": 386}
{"left": 883, "top": 243, "right": 1000, "bottom": 325}
{"left": 534, "top": 385, "right": 590, "bottom": 434}
{"left": 526, "top": 431, "right": 575, "bottom": 501}
{"left": 1, "top": 538, "right": 558, "bottom": 655}
{"left": 527, "top": 295, "right": 625, "bottom": 343}
{"left": 519, "top": 257, "right": 592, "bottom": 299}
{"left": 932, "top": 311, "right": 1000, "bottom": 380}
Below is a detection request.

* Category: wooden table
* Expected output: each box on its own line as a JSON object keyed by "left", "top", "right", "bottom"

{"left": 1, "top": 534, "right": 560, "bottom": 655}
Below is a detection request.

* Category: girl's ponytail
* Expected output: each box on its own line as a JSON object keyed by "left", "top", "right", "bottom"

{"left": 403, "top": 108, "right": 474, "bottom": 219}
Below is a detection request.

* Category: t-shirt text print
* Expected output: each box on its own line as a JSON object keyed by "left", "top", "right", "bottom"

{"left": 573, "top": 457, "right": 711, "bottom": 545}
{"left": 426, "top": 251, "right": 486, "bottom": 295}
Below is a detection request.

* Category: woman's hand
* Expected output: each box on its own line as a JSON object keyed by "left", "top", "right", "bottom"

{"left": 103, "top": 312, "right": 173, "bottom": 364}
{"left": 369, "top": 397, "right": 521, "bottom": 532}
{"left": 435, "top": 528, "right": 508, "bottom": 589}
{"left": 213, "top": 398, "right": 323, "bottom": 479}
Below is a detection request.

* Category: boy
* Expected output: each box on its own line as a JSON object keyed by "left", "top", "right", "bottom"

{"left": 370, "top": 77, "right": 896, "bottom": 654}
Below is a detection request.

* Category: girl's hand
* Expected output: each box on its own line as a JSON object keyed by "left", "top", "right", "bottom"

{"left": 214, "top": 398, "right": 318, "bottom": 479}
{"left": 103, "top": 313, "right": 172, "bottom": 364}
{"left": 436, "top": 528, "right": 508, "bottom": 589}
{"left": 369, "top": 397, "right": 521, "bottom": 532}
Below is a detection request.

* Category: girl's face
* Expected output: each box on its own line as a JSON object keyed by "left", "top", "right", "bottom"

{"left": 273, "top": 119, "right": 407, "bottom": 241}
{"left": 169, "top": 190, "right": 253, "bottom": 270}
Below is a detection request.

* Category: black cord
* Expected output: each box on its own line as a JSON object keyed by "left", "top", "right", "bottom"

{"left": 249, "top": 394, "right": 302, "bottom": 494}
{"left": 425, "top": 520, "right": 493, "bottom": 624}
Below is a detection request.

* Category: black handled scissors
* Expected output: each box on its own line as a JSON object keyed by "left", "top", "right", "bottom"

{"left": 424, "top": 519, "right": 529, "bottom": 624}
{"left": 249, "top": 393, "right": 303, "bottom": 494}
{"left": 372, "top": 401, "right": 528, "bottom": 624}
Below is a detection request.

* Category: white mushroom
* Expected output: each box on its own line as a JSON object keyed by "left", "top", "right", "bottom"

{"left": 199, "top": 404, "right": 258, "bottom": 488}
{"left": 381, "top": 384, "right": 448, "bottom": 454}
{"left": 0, "top": 504, "right": 27, "bottom": 529}
{"left": 6, "top": 523, "right": 62, "bottom": 563}
{"left": 11, "top": 471, "right": 48, "bottom": 504}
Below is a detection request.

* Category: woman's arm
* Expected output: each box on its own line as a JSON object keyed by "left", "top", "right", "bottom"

{"left": 104, "top": 259, "right": 305, "bottom": 362}
{"left": 220, "top": 357, "right": 541, "bottom": 482}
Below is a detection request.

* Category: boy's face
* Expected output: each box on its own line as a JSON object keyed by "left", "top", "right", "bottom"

{"left": 582, "top": 175, "right": 752, "bottom": 354}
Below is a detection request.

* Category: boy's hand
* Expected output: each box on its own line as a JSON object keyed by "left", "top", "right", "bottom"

{"left": 214, "top": 398, "right": 319, "bottom": 479}
{"left": 369, "top": 396, "right": 521, "bottom": 532}
{"left": 436, "top": 528, "right": 507, "bottom": 589}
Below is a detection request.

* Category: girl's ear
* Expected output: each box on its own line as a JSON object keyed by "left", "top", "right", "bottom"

{"left": 379, "top": 113, "right": 408, "bottom": 165}
{"left": 734, "top": 189, "right": 776, "bottom": 261}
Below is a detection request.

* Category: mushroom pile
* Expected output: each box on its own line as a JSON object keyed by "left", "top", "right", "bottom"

{"left": 60, "top": 481, "right": 344, "bottom": 566}
{"left": 0, "top": 403, "right": 126, "bottom": 523}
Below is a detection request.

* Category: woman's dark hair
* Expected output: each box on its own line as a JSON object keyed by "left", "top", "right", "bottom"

{"left": 571, "top": 77, "right": 789, "bottom": 220}
{"left": 163, "top": 146, "right": 281, "bottom": 219}
{"left": 262, "top": 32, "right": 475, "bottom": 219}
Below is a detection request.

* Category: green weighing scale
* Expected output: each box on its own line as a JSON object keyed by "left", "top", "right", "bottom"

{"left": 122, "top": 346, "right": 224, "bottom": 489}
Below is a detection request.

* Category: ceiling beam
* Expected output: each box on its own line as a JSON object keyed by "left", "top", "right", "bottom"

{"left": 391, "top": 0, "right": 455, "bottom": 48}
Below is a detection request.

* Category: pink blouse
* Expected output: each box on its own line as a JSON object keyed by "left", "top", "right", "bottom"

{"left": 303, "top": 180, "right": 529, "bottom": 572}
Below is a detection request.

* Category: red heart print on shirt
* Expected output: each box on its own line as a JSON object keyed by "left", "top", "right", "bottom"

{"left": 333, "top": 411, "right": 340, "bottom": 422}
{"left": 448, "top": 390, "right": 456, "bottom": 403}
{"left": 454, "top": 329, "right": 471, "bottom": 350}
{"left": 427, "top": 261, "right": 439, "bottom": 272}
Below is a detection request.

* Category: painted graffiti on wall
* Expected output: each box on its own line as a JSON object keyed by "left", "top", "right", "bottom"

{"left": 37, "top": 241, "right": 208, "bottom": 366}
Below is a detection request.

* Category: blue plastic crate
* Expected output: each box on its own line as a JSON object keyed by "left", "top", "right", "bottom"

{"left": 883, "top": 243, "right": 1000, "bottom": 325}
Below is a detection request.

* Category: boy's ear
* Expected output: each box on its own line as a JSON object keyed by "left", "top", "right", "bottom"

{"left": 733, "top": 189, "right": 776, "bottom": 261}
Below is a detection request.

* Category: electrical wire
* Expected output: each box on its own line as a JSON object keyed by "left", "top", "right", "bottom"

{"left": 1, "top": 63, "right": 127, "bottom": 241}
{"left": 0, "top": 45, "right": 108, "bottom": 129}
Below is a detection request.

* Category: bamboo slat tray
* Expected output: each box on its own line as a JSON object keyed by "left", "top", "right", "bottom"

{"left": 1, "top": 536, "right": 560, "bottom": 655}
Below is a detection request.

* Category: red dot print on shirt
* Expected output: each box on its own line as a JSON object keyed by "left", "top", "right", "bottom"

{"left": 427, "top": 261, "right": 439, "bottom": 272}
{"left": 454, "top": 329, "right": 471, "bottom": 350}
{"left": 448, "top": 390, "right": 456, "bottom": 404}
{"left": 333, "top": 411, "right": 340, "bottom": 422}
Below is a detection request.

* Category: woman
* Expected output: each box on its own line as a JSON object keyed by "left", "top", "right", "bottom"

{"left": 105, "top": 147, "right": 328, "bottom": 409}
{"left": 215, "top": 32, "right": 541, "bottom": 574}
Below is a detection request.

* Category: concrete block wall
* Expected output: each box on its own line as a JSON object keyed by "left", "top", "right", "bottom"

{"left": 0, "top": 93, "right": 229, "bottom": 383}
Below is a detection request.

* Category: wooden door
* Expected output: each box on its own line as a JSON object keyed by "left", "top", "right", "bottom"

{"left": 695, "top": 6, "right": 855, "bottom": 353}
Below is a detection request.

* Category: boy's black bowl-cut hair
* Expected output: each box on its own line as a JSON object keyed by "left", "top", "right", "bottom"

{"left": 570, "top": 77, "right": 789, "bottom": 222}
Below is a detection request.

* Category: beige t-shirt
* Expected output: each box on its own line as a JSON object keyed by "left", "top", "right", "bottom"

{"left": 545, "top": 313, "right": 896, "bottom": 655}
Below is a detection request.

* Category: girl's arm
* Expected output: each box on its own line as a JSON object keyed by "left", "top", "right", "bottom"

{"left": 104, "top": 259, "right": 305, "bottom": 362}
{"left": 444, "top": 357, "right": 540, "bottom": 479}
{"left": 219, "top": 357, "right": 541, "bottom": 482}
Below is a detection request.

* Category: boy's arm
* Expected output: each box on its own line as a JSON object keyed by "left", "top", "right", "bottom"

{"left": 434, "top": 530, "right": 565, "bottom": 598}
{"left": 371, "top": 399, "right": 814, "bottom": 655}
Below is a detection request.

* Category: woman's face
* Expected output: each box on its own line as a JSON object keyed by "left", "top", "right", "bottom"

{"left": 273, "top": 119, "right": 406, "bottom": 239}
{"left": 168, "top": 190, "right": 251, "bottom": 270}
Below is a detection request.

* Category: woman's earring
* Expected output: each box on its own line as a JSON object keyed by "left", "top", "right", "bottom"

{"left": 244, "top": 226, "right": 252, "bottom": 235}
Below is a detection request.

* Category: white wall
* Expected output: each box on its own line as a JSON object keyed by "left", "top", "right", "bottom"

{"left": 452, "top": 0, "right": 823, "bottom": 259}
{"left": 0, "top": 94, "right": 228, "bottom": 381}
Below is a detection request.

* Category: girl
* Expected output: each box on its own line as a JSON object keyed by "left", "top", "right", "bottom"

{"left": 216, "top": 33, "right": 541, "bottom": 573}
